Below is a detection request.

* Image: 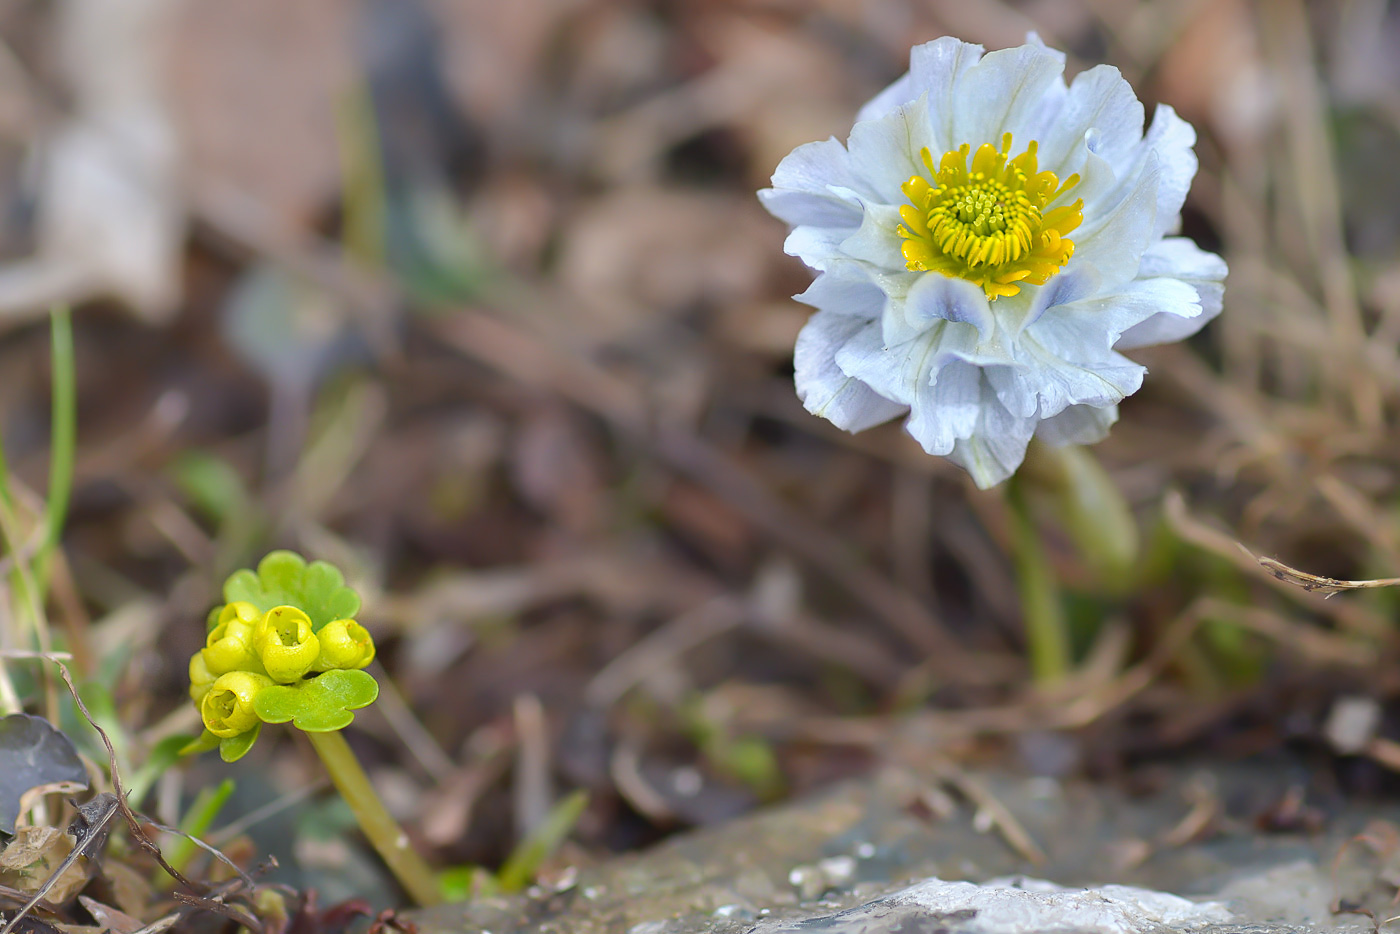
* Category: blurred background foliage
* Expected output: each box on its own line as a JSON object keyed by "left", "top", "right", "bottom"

{"left": 1, "top": 0, "right": 1400, "bottom": 900}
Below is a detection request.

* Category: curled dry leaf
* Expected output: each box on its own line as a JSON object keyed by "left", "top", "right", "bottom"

{"left": 1249, "top": 549, "right": 1400, "bottom": 597}
{"left": 0, "top": 826, "right": 88, "bottom": 905}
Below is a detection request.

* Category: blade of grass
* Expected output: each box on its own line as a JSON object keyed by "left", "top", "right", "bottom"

{"left": 38, "top": 305, "right": 75, "bottom": 593}
{"left": 159, "top": 779, "right": 236, "bottom": 886}
{"left": 495, "top": 789, "right": 588, "bottom": 893}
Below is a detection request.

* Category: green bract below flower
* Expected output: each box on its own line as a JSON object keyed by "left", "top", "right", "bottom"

{"left": 759, "top": 35, "right": 1227, "bottom": 488}
{"left": 182, "top": 551, "right": 381, "bottom": 762}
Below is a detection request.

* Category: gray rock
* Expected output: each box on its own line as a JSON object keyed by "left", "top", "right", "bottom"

{"left": 408, "top": 763, "right": 1400, "bottom": 934}
{"left": 753, "top": 877, "right": 1231, "bottom": 934}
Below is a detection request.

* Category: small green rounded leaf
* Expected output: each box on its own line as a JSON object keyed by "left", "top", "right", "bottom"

{"left": 252, "top": 669, "right": 379, "bottom": 733}
{"left": 221, "top": 550, "right": 362, "bottom": 631}
{"left": 219, "top": 724, "right": 261, "bottom": 762}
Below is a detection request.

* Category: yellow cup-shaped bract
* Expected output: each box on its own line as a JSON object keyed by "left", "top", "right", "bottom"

{"left": 315, "top": 618, "right": 376, "bottom": 671}
{"left": 203, "top": 603, "right": 263, "bottom": 675}
{"left": 189, "top": 651, "right": 216, "bottom": 704}
{"left": 254, "top": 605, "right": 321, "bottom": 682}
{"left": 201, "top": 670, "right": 272, "bottom": 737}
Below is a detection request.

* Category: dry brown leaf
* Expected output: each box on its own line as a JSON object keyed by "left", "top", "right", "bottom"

{"left": 0, "top": 825, "right": 88, "bottom": 905}
{"left": 1251, "top": 551, "right": 1400, "bottom": 597}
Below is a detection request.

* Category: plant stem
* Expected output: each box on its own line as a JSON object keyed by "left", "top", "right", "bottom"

{"left": 39, "top": 306, "right": 76, "bottom": 593}
{"left": 306, "top": 729, "right": 443, "bottom": 906}
{"left": 1006, "top": 480, "right": 1071, "bottom": 685}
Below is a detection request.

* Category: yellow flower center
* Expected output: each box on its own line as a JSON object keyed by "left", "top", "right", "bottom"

{"left": 897, "top": 133, "right": 1083, "bottom": 299}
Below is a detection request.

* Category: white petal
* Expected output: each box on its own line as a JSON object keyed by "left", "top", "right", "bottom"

{"left": 783, "top": 224, "right": 852, "bottom": 272}
{"left": 835, "top": 318, "right": 978, "bottom": 406}
{"left": 839, "top": 200, "right": 907, "bottom": 268}
{"left": 1070, "top": 155, "right": 1160, "bottom": 287}
{"left": 855, "top": 73, "right": 915, "bottom": 125}
{"left": 1035, "top": 404, "right": 1119, "bottom": 446}
{"left": 990, "top": 293, "right": 1153, "bottom": 419}
{"left": 1065, "top": 147, "right": 1123, "bottom": 218}
{"left": 794, "top": 312, "right": 907, "bottom": 431}
{"left": 946, "top": 380, "right": 1038, "bottom": 488}
{"left": 986, "top": 339, "right": 1143, "bottom": 420}
{"left": 1115, "top": 238, "right": 1227, "bottom": 349}
{"left": 950, "top": 41, "right": 1066, "bottom": 149}
{"left": 885, "top": 38, "right": 987, "bottom": 147}
{"left": 1049, "top": 275, "right": 1200, "bottom": 345}
{"left": 758, "top": 138, "right": 866, "bottom": 228}
{"left": 907, "top": 358, "right": 983, "bottom": 455}
{"left": 1135, "top": 105, "right": 1198, "bottom": 239}
{"left": 884, "top": 272, "right": 991, "bottom": 346}
{"left": 1009, "top": 266, "right": 1103, "bottom": 337}
{"left": 1137, "top": 236, "right": 1228, "bottom": 281}
{"left": 796, "top": 272, "right": 885, "bottom": 316}
{"left": 857, "top": 38, "right": 986, "bottom": 128}
{"left": 1033, "top": 65, "right": 1144, "bottom": 180}
{"left": 846, "top": 95, "right": 939, "bottom": 205}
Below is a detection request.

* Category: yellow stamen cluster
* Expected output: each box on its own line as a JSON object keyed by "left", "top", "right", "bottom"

{"left": 897, "top": 133, "right": 1083, "bottom": 299}
{"left": 190, "top": 601, "right": 376, "bottom": 738}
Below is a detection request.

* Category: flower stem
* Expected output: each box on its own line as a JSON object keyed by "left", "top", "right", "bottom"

{"left": 1006, "top": 480, "right": 1070, "bottom": 685}
{"left": 306, "top": 730, "right": 443, "bottom": 906}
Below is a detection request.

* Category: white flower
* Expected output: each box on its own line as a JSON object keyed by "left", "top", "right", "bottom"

{"left": 759, "top": 36, "right": 1226, "bottom": 488}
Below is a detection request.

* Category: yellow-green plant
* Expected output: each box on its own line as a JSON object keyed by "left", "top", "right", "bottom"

{"left": 183, "top": 551, "right": 440, "bottom": 906}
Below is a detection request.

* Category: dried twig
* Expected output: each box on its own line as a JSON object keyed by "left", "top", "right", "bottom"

{"left": 932, "top": 763, "right": 1046, "bottom": 866}
{"left": 1251, "top": 550, "right": 1400, "bottom": 598}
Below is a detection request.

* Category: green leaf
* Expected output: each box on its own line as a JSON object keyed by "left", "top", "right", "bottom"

{"left": 222, "top": 550, "right": 361, "bottom": 631}
{"left": 495, "top": 790, "right": 588, "bottom": 893}
{"left": 253, "top": 669, "right": 379, "bottom": 733}
{"left": 165, "top": 779, "right": 236, "bottom": 880}
{"left": 179, "top": 730, "right": 221, "bottom": 757}
{"left": 131, "top": 734, "right": 201, "bottom": 805}
{"left": 439, "top": 865, "right": 496, "bottom": 901}
{"left": 171, "top": 451, "right": 250, "bottom": 527}
{"left": 219, "top": 724, "right": 261, "bottom": 763}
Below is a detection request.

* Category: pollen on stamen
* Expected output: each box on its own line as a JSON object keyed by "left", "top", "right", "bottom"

{"left": 895, "top": 134, "right": 1083, "bottom": 299}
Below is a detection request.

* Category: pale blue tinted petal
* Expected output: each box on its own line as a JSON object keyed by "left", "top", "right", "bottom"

{"left": 856, "top": 38, "right": 987, "bottom": 141}
{"left": 840, "top": 200, "right": 906, "bottom": 268}
{"left": 907, "top": 358, "right": 983, "bottom": 455}
{"left": 794, "top": 312, "right": 907, "bottom": 431}
{"left": 950, "top": 41, "right": 1065, "bottom": 149}
{"left": 834, "top": 316, "right": 919, "bottom": 404}
{"left": 1049, "top": 275, "right": 1201, "bottom": 344}
{"left": 884, "top": 272, "right": 992, "bottom": 346}
{"left": 759, "top": 138, "right": 866, "bottom": 227}
{"left": 795, "top": 272, "right": 885, "bottom": 316}
{"left": 1070, "top": 156, "right": 1161, "bottom": 287}
{"left": 836, "top": 318, "right": 979, "bottom": 406}
{"left": 1035, "top": 404, "right": 1119, "bottom": 446}
{"left": 1134, "top": 105, "right": 1198, "bottom": 239}
{"left": 1005, "top": 334, "right": 1144, "bottom": 417}
{"left": 946, "top": 381, "right": 1038, "bottom": 489}
{"left": 905, "top": 38, "right": 986, "bottom": 148}
{"left": 1137, "top": 236, "right": 1228, "bottom": 281}
{"left": 1115, "top": 238, "right": 1227, "bottom": 349}
{"left": 855, "top": 73, "right": 915, "bottom": 124}
{"left": 1010, "top": 266, "right": 1103, "bottom": 337}
{"left": 783, "top": 224, "right": 852, "bottom": 272}
{"left": 846, "top": 95, "right": 938, "bottom": 205}
{"left": 1034, "top": 65, "right": 1144, "bottom": 179}
{"left": 996, "top": 293, "right": 1154, "bottom": 418}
